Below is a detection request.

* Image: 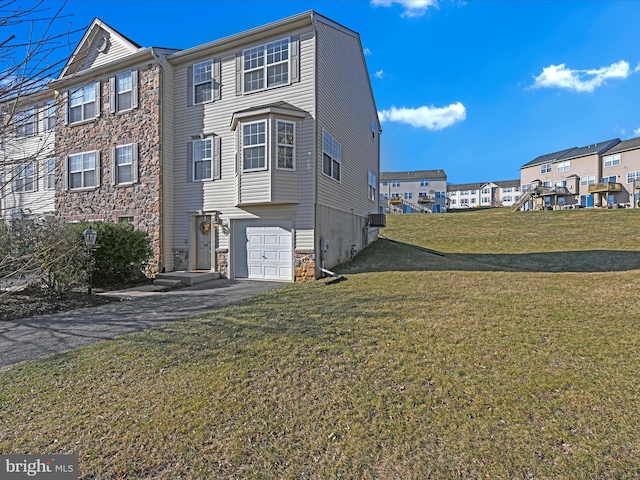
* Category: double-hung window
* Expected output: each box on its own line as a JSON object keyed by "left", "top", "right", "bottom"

{"left": 276, "top": 120, "right": 295, "bottom": 170}
{"left": 193, "top": 138, "right": 213, "bottom": 180}
{"left": 116, "top": 71, "right": 133, "bottom": 111}
{"left": 420, "top": 179, "right": 429, "bottom": 187}
{"left": 557, "top": 161, "right": 570, "bottom": 173}
{"left": 116, "top": 144, "right": 133, "bottom": 184}
{"left": 322, "top": 130, "right": 341, "bottom": 181}
{"left": 627, "top": 171, "right": 640, "bottom": 183}
{"left": 580, "top": 175, "right": 595, "bottom": 186}
{"left": 69, "top": 84, "right": 97, "bottom": 123}
{"left": 391, "top": 181, "right": 400, "bottom": 187}
{"left": 604, "top": 154, "right": 621, "bottom": 167}
{"left": 403, "top": 192, "right": 412, "bottom": 200}
{"left": 193, "top": 60, "right": 213, "bottom": 104}
{"left": 45, "top": 158, "right": 55, "bottom": 190}
{"left": 540, "top": 163, "right": 552, "bottom": 174}
{"left": 68, "top": 151, "right": 97, "bottom": 189}
{"left": 243, "top": 38, "right": 289, "bottom": 93}
{"left": 15, "top": 108, "right": 35, "bottom": 138}
{"left": 368, "top": 171, "right": 377, "bottom": 201}
{"left": 110, "top": 71, "right": 138, "bottom": 113}
{"left": 13, "top": 163, "right": 36, "bottom": 192}
{"left": 242, "top": 122, "right": 267, "bottom": 172}
{"left": 44, "top": 101, "right": 56, "bottom": 130}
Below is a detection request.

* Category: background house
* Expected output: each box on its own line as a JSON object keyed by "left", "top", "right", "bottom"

{"left": 0, "top": 90, "right": 56, "bottom": 220}
{"left": 447, "top": 180, "right": 520, "bottom": 209}
{"left": 379, "top": 169, "right": 447, "bottom": 213}
{"left": 516, "top": 138, "right": 635, "bottom": 211}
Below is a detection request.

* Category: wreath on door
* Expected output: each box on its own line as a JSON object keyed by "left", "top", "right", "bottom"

{"left": 199, "top": 221, "right": 212, "bottom": 234}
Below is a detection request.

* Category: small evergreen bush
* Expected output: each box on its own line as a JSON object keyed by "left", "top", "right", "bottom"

{"left": 76, "top": 222, "right": 152, "bottom": 287}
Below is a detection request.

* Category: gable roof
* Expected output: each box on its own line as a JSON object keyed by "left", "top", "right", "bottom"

{"left": 604, "top": 136, "right": 640, "bottom": 155}
{"left": 520, "top": 147, "right": 576, "bottom": 169}
{"left": 447, "top": 182, "right": 483, "bottom": 191}
{"left": 521, "top": 139, "right": 621, "bottom": 169}
{"left": 493, "top": 179, "right": 521, "bottom": 187}
{"left": 380, "top": 170, "right": 447, "bottom": 181}
{"left": 60, "top": 18, "right": 143, "bottom": 78}
{"left": 560, "top": 138, "right": 621, "bottom": 161}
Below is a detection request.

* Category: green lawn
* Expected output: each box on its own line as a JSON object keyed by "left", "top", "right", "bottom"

{"left": 2, "top": 209, "right": 640, "bottom": 479}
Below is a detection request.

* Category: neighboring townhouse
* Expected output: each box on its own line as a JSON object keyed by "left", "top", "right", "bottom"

{"left": 447, "top": 179, "right": 521, "bottom": 209}
{"left": 517, "top": 139, "right": 624, "bottom": 211}
{"left": 599, "top": 137, "right": 640, "bottom": 207}
{"left": 379, "top": 170, "right": 447, "bottom": 213}
{"left": 447, "top": 182, "right": 481, "bottom": 209}
{"left": 0, "top": 90, "right": 57, "bottom": 220}
{"left": 44, "top": 12, "right": 380, "bottom": 282}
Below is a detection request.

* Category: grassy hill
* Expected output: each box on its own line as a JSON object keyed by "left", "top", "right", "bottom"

{"left": 2, "top": 208, "right": 640, "bottom": 478}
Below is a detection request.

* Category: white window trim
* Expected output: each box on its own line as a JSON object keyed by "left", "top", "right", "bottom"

{"left": 557, "top": 161, "right": 570, "bottom": 173}
{"left": 580, "top": 174, "right": 595, "bottom": 186}
{"left": 322, "top": 129, "right": 341, "bottom": 182}
{"left": 241, "top": 120, "right": 268, "bottom": 173}
{"left": 115, "top": 144, "right": 134, "bottom": 185}
{"left": 192, "top": 138, "right": 214, "bottom": 181}
{"left": 13, "top": 162, "right": 37, "bottom": 193}
{"left": 68, "top": 150, "right": 99, "bottom": 190}
{"left": 242, "top": 37, "right": 290, "bottom": 94}
{"left": 275, "top": 120, "right": 295, "bottom": 171}
{"left": 44, "top": 101, "right": 56, "bottom": 131}
{"left": 368, "top": 171, "right": 377, "bottom": 201}
{"left": 193, "top": 60, "right": 214, "bottom": 105}
{"left": 604, "top": 153, "right": 621, "bottom": 167}
{"left": 45, "top": 158, "right": 55, "bottom": 190}
{"left": 116, "top": 71, "right": 133, "bottom": 112}
{"left": 68, "top": 83, "right": 99, "bottom": 124}
{"left": 15, "top": 108, "right": 35, "bottom": 139}
{"left": 541, "top": 163, "right": 552, "bottom": 174}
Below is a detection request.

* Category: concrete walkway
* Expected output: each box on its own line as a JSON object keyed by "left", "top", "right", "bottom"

{"left": 0, "top": 279, "right": 284, "bottom": 369}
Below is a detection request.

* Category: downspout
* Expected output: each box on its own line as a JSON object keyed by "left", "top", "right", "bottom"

{"left": 312, "top": 12, "right": 320, "bottom": 276}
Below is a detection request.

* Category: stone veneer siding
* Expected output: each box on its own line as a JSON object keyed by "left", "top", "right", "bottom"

{"left": 295, "top": 249, "right": 316, "bottom": 282}
{"left": 216, "top": 248, "right": 229, "bottom": 278}
{"left": 55, "top": 62, "right": 163, "bottom": 275}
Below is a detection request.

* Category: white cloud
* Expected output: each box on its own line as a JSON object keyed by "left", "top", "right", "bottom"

{"left": 634, "top": 127, "right": 640, "bottom": 137}
{"left": 378, "top": 103, "right": 466, "bottom": 130}
{"left": 375, "top": 69, "right": 384, "bottom": 79}
{"left": 531, "top": 60, "right": 631, "bottom": 93}
{"left": 370, "top": 0, "right": 438, "bottom": 18}
{"left": 363, "top": 47, "right": 372, "bottom": 55}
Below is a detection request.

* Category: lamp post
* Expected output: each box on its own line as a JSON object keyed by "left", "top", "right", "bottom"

{"left": 83, "top": 227, "right": 97, "bottom": 295}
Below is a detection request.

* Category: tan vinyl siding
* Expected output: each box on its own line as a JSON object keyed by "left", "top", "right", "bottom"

{"left": 314, "top": 19, "right": 379, "bottom": 218}
{"left": 238, "top": 170, "right": 271, "bottom": 204}
{"left": 86, "top": 36, "right": 138, "bottom": 70}
{"left": 0, "top": 101, "right": 56, "bottom": 217}
{"left": 171, "top": 28, "right": 316, "bottom": 253}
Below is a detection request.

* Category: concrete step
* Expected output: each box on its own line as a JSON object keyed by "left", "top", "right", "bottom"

{"left": 154, "top": 271, "right": 222, "bottom": 286}
{"left": 152, "top": 279, "right": 185, "bottom": 288}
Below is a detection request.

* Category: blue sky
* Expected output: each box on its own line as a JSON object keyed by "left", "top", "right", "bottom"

{"left": 12, "top": 0, "right": 640, "bottom": 183}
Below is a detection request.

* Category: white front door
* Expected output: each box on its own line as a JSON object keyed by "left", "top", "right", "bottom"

{"left": 235, "top": 221, "right": 292, "bottom": 281}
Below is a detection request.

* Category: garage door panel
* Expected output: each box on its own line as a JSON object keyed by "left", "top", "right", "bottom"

{"left": 235, "top": 222, "right": 293, "bottom": 281}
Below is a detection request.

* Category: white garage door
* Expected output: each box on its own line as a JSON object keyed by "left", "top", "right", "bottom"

{"left": 235, "top": 221, "right": 293, "bottom": 281}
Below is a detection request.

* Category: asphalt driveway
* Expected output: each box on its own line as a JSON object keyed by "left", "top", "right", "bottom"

{"left": 0, "top": 279, "right": 284, "bottom": 369}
